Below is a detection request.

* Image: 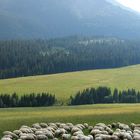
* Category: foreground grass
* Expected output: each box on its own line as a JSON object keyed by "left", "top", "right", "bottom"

{"left": 0, "top": 104, "right": 140, "bottom": 137}
{"left": 0, "top": 65, "right": 140, "bottom": 102}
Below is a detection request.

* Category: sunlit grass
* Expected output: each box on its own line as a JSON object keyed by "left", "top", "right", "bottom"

{"left": 1, "top": 65, "right": 140, "bottom": 137}
{"left": 0, "top": 65, "right": 140, "bottom": 102}
{"left": 0, "top": 104, "right": 140, "bottom": 137}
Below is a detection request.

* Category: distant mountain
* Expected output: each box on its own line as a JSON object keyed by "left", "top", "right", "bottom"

{"left": 0, "top": 0, "right": 140, "bottom": 39}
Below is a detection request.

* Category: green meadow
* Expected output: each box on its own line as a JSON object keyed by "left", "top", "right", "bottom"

{"left": 0, "top": 65, "right": 140, "bottom": 102}
{"left": 1, "top": 65, "right": 140, "bottom": 137}
{"left": 0, "top": 104, "right": 140, "bottom": 137}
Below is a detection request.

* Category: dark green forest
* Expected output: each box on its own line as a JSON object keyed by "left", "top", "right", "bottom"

{"left": 0, "top": 87, "right": 140, "bottom": 108}
{"left": 70, "top": 87, "right": 140, "bottom": 105}
{"left": 1, "top": 36, "right": 140, "bottom": 79}
{"left": 0, "top": 93, "right": 56, "bottom": 108}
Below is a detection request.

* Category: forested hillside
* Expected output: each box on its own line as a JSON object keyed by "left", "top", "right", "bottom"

{"left": 1, "top": 37, "right": 140, "bottom": 79}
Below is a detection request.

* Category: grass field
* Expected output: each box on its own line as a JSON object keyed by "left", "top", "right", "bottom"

{"left": 1, "top": 66, "right": 140, "bottom": 137}
{"left": 0, "top": 65, "right": 140, "bottom": 102}
{"left": 0, "top": 104, "right": 140, "bottom": 137}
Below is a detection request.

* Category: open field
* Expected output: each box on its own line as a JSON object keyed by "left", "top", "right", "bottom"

{"left": 0, "top": 65, "right": 140, "bottom": 102}
{"left": 0, "top": 104, "right": 140, "bottom": 137}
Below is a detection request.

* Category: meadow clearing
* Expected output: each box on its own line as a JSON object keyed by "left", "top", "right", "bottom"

{"left": 0, "top": 65, "right": 140, "bottom": 102}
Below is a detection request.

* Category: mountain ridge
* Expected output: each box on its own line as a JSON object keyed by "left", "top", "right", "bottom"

{"left": 0, "top": 0, "right": 140, "bottom": 39}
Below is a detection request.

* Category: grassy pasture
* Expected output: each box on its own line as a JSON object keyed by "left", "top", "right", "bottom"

{"left": 1, "top": 65, "right": 140, "bottom": 137}
{"left": 0, "top": 104, "right": 140, "bottom": 137}
{"left": 0, "top": 65, "right": 140, "bottom": 102}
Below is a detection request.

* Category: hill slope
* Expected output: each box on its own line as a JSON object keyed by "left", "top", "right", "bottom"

{"left": 1, "top": 0, "right": 140, "bottom": 39}
{"left": 0, "top": 65, "right": 140, "bottom": 102}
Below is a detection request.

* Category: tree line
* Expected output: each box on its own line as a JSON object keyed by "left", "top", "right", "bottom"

{"left": 70, "top": 87, "right": 140, "bottom": 105}
{"left": 0, "top": 93, "right": 56, "bottom": 108}
{"left": 1, "top": 37, "right": 140, "bottom": 79}
{"left": 1, "top": 87, "right": 140, "bottom": 108}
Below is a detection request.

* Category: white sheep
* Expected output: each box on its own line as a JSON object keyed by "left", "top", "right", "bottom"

{"left": 3, "top": 131, "right": 19, "bottom": 139}
{"left": 1, "top": 138, "right": 12, "bottom": 140}
{"left": 37, "top": 134, "right": 48, "bottom": 140}
{"left": 71, "top": 127, "right": 81, "bottom": 134}
{"left": 62, "top": 134, "right": 71, "bottom": 140}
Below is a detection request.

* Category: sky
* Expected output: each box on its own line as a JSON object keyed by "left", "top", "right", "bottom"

{"left": 116, "top": 0, "right": 140, "bottom": 13}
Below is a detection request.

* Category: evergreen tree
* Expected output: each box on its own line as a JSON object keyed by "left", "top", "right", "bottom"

{"left": 113, "top": 88, "right": 119, "bottom": 103}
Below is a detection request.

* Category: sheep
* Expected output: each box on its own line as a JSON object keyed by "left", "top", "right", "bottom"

{"left": 96, "top": 123, "right": 106, "bottom": 128}
{"left": 36, "top": 129, "right": 54, "bottom": 139}
{"left": 73, "top": 131, "right": 84, "bottom": 136}
{"left": 134, "top": 130, "right": 140, "bottom": 134}
{"left": 135, "top": 127, "right": 140, "bottom": 131}
{"left": 45, "top": 131, "right": 54, "bottom": 139}
{"left": 105, "top": 127, "right": 113, "bottom": 135}
{"left": 127, "top": 130, "right": 133, "bottom": 136}
{"left": 66, "top": 123, "right": 73, "bottom": 126}
{"left": 48, "top": 123, "right": 57, "bottom": 126}
{"left": 37, "top": 134, "right": 48, "bottom": 140}
{"left": 40, "top": 123, "right": 48, "bottom": 128}
{"left": 87, "top": 135, "right": 94, "bottom": 140}
{"left": 53, "top": 138, "right": 58, "bottom": 140}
{"left": 31, "top": 129, "right": 37, "bottom": 134}
{"left": 71, "top": 127, "right": 81, "bottom": 134}
{"left": 5, "top": 122, "right": 140, "bottom": 140}
{"left": 84, "top": 123, "right": 89, "bottom": 128}
{"left": 55, "top": 128, "right": 67, "bottom": 137}
{"left": 95, "top": 137, "right": 102, "bottom": 140}
{"left": 135, "top": 124, "right": 140, "bottom": 128}
{"left": 119, "top": 123, "right": 130, "bottom": 131}
{"left": 134, "top": 135, "right": 140, "bottom": 140}
{"left": 20, "top": 134, "right": 35, "bottom": 140}
{"left": 32, "top": 123, "right": 41, "bottom": 129}
{"left": 20, "top": 127, "right": 33, "bottom": 133}
{"left": 61, "top": 134, "right": 71, "bottom": 140}
{"left": 90, "top": 129, "right": 102, "bottom": 136}
{"left": 111, "top": 123, "right": 117, "bottom": 128}
{"left": 123, "top": 132, "right": 132, "bottom": 140}
{"left": 75, "top": 124, "right": 85, "bottom": 130}
{"left": 95, "top": 134, "right": 111, "bottom": 140}
{"left": 88, "top": 126, "right": 94, "bottom": 132}
{"left": 1, "top": 138, "right": 12, "bottom": 140}
{"left": 49, "top": 125, "right": 58, "bottom": 130}
{"left": 107, "top": 125, "right": 111, "bottom": 128}
{"left": 46, "top": 127, "right": 55, "bottom": 132}
{"left": 63, "top": 125, "right": 71, "bottom": 132}
{"left": 79, "top": 135, "right": 92, "bottom": 140}
{"left": 93, "top": 126, "right": 104, "bottom": 131}
{"left": 71, "top": 136, "right": 80, "bottom": 140}
{"left": 35, "top": 130, "right": 44, "bottom": 135}
{"left": 13, "top": 130, "right": 22, "bottom": 135}
{"left": 66, "top": 123, "right": 74, "bottom": 129}
{"left": 3, "top": 131, "right": 19, "bottom": 139}
{"left": 111, "top": 135, "right": 119, "bottom": 140}
{"left": 130, "top": 123, "right": 136, "bottom": 130}
{"left": 2, "top": 135, "right": 13, "bottom": 139}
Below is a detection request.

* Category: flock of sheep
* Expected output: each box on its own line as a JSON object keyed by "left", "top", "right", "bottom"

{"left": 2, "top": 122, "right": 140, "bottom": 140}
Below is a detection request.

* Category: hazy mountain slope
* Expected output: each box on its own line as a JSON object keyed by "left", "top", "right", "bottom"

{"left": 0, "top": 0, "right": 140, "bottom": 39}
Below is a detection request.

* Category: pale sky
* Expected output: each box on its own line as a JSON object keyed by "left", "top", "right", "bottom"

{"left": 116, "top": 0, "right": 140, "bottom": 13}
